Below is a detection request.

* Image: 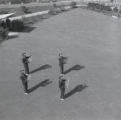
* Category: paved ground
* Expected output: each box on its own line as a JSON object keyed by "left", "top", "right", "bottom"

{"left": 0, "top": 8, "right": 121, "bottom": 120}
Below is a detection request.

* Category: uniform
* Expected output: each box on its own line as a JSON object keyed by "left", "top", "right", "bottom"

{"left": 59, "top": 75, "right": 67, "bottom": 100}
{"left": 22, "top": 53, "right": 31, "bottom": 74}
{"left": 6, "top": 18, "right": 11, "bottom": 30}
{"left": 1, "top": 21, "right": 9, "bottom": 39}
{"left": 0, "top": 24, "right": 4, "bottom": 40}
{"left": 20, "top": 70, "right": 29, "bottom": 94}
{"left": 59, "top": 53, "right": 64, "bottom": 74}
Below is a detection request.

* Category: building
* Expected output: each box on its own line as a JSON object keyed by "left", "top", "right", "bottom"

{"left": 0, "top": 0, "right": 10, "bottom": 4}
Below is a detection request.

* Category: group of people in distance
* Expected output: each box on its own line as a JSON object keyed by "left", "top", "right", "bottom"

{"left": 20, "top": 52, "right": 69, "bottom": 100}
{"left": 0, "top": 18, "right": 11, "bottom": 40}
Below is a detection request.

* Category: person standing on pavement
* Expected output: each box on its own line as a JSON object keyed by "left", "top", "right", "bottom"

{"left": 0, "top": 21, "right": 4, "bottom": 40}
{"left": 6, "top": 18, "right": 11, "bottom": 30}
{"left": 22, "top": 52, "right": 32, "bottom": 75}
{"left": 20, "top": 70, "right": 30, "bottom": 94}
{"left": 1, "top": 21, "right": 9, "bottom": 39}
{"left": 59, "top": 74, "right": 68, "bottom": 100}
{"left": 59, "top": 53, "right": 67, "bottom": 74}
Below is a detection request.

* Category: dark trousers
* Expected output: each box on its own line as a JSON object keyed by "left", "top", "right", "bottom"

{"left": 20, "top": 77, "right": 28, "bottom": 93}
{"left": 60, "top": 87, "right": 65, "bottom": 99}
{"left": 24, "top": 63, "right": 29, "bottom": 74}
{"left": 23, "top": 81, "right": 28, "bottom": 93}
{"left": 59, "top": 64, "right": 64, "bottom": 74}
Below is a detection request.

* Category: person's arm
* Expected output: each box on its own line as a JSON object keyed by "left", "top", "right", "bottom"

{"left": 66, "top": 79, "right": 69, "bottom": 88}
{"left": 27, "top": 55, "right": 32, "bottom": 62}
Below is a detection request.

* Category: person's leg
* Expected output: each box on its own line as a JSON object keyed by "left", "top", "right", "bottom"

{"left": 20, "top": 76, "right": 25, "bottom": 92}
{"left": 60, "top": 88, "right": 65, "bottom": 100}
{"left": 62, "top": 87, "right": 65, "bottom": 99}
{"left": 5, "top": 28, "right": 9, "bottom": 39}
{"left": 24, "top": 63, "right": 29, "bottom": 74}
{"left": 59, "top": 63, "right": 62, "bottom": 74}
{"left": 61, "top": 64, "right": 64, "bottom": 74}
{"left": 60, "top": 63, "right": 64, "bottom": 74}
{"left": 60, "top": 88, "right": 62, "bottom": 99}
{"left": 23, "top": 63, "right": 27, "bottom": 74}
{"left": 2, "top": 31, "right": 5, "bottom": 39}
{"left": 24, "top": 81, "right": 28, "bottom": 94}
{"left": 26, "top": 63, "right": 29, "bottom": 74}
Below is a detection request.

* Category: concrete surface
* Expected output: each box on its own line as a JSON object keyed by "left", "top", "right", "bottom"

{"left": 0, "top": 8, "right": 121, "bottom": 120}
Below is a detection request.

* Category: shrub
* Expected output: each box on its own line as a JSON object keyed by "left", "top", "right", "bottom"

{"left": 21, "top": 6, "right": 31, "bottom": 14}
{"left": 53, "top": 3, "right": 57, "bottom": 8}
{"left": 49, "top": 7, "right": 61, "bottom": 15}
{"left": 10, "top": 20, "right": 24, "bottom": 32}
{"left": 104, "top": 5, "right": 112, "bottom": 11}
{"left": 59, "top": 5, "right": 66, "bottom": 11}
{"left": 87, "top": 2, "right": 96, "bottom": 9}
{"left": 71, "top": 1, "right": 77, "bottom": 8}
{"left": 49, "top": 8, "right": 58, "bottom": 15}
{"left": 10, "top": 0, "right": 21, "bottom": 4}
{"left": 113, "top": 7, "right": 118, "bottom": 12}
{"left": 0, "top": 11, "right": 8, "bottom": 14}
{"left": 87, "top": 2, "right": 112, "bottom": 12}
{"left": 119, "top": 10, "right": 121, "bottom": 14}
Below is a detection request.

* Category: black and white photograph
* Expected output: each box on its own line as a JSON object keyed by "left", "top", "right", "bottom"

{"left": 0, "top": 0, "right": 121, "bottom": 120}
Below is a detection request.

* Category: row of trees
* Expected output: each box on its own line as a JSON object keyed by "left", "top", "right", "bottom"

{"left": 0, "top": 0, "right": 25, "bottom": 4}
{"left": 0, "top": 0, "right": 57, "bottom": 4}
{"left": 87, "top": 2, "right": 112, "bottom": 11}
{"left": 87, "top": 2, "right": 121, "bottom": 17}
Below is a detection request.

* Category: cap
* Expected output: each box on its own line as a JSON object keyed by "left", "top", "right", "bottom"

{"left": 59, "top": 53, "right": 63, "bottom": 57}
{"left": 22, "top": 52, "right": 26, "bottom": 56}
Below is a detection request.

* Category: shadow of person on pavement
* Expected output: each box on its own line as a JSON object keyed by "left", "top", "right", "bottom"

{"left": 30, "top": 64, "right": 52, "bottom": 74}
{"left": 28, "top": 79, "right": 52, "bottom": 93}
{"left": 64, "top": 84, "right": 87, "bottom": 99}
{"left": 64, "top": 64, "right": 85, "bottom": 74}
